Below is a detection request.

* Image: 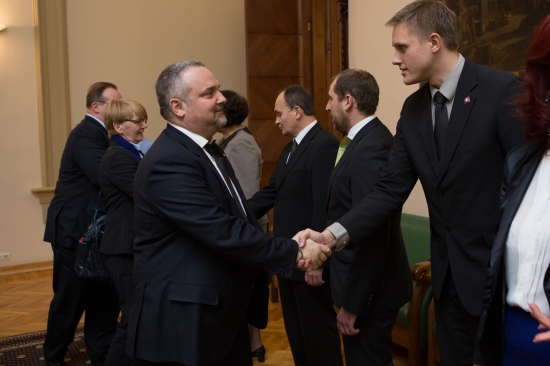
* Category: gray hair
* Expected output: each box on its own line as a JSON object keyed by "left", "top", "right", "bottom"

{"left": 155, "top": 61, "right": 205, "bottom": 120}
{"left": 386, "top": 0, "right": 459, "bottom": 51}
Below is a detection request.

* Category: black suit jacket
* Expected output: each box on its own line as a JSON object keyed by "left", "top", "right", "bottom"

{"left": 44, "top": 115, "right": 109, "bottom": 248}
{"left": 99, "top": 140, "right": 139, "bottom": 255}
{"left": 337, "top": 58, "right": 526, "bottom": 316}
{"left": 327, "top": 118, "right": 412, "bottom": 316}
{"left": 248, "top": 123, "right": 339, "bottom": 280}
{"left": 477, "top": 144, "right": 550, "bottom": 365}
{"left": 126, "top": 124, "right": 298, "bottom": 365}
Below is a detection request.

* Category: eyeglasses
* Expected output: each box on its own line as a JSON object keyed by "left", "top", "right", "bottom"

{"left": 125, "top": 118, "right": 147, "bottom": 124}
{"left": 94, "top": 101, "right": 107, "bottom": 105}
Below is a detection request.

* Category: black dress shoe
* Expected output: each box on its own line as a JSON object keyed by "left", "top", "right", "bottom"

{"left": 251, "top": 345, "right": 266, "bottom": 363}
{"left": 45, "top": 361, "right": 66, "bottom": 366}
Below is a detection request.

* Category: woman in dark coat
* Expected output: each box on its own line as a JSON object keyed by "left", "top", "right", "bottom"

{"left": 99, "top": 98, "right": 148, "bottom": 366}
{"left": 476, "top": 15, "right": 550, "bottom": 366}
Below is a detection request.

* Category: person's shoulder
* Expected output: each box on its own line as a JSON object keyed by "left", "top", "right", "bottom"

{"left": 314, "top": 125, "right": 339, "bottom": 143}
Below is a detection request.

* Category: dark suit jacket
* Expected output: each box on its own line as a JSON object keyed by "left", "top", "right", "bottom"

{"left": 477, "top": 144, "right": 550, "bottom": 365}
{"left": 337, "top": 58, "right": 526, "bottom": 316}
{"left": 126, "top": 124, "right": 298, "bottom": 365}
{"left": 99, "top": 140, "right": 139, "bottom": 255}
{"left": 44, "top": 115, "right": 109, "bottom": 248}
{"left": 327, "top": 118, "right": 412, "bottom": 316}
{"left": 248, "top": 123, "right": 339, "bottom": 280}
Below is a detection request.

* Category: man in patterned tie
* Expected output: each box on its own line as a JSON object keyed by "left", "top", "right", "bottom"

{"left": 315, "top": 69, "right": 412, "bottom": 365}
{"left": 248, "top": 85, "right": 342, "bottom": 366}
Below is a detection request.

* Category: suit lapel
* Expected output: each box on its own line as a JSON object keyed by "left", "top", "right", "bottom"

{"left": 496, "top": 148, "right": 543, "bottom": 245}
{"left": 165, "top": 125, "right": 247, "bottom": 220}
{"left": 437, "top": 59, "right": 477, "bottom": 183}
{"left": 277, "top": 123, "right": 321, "bottom": 189}
{"left": 328, "top": 118, "right": 381, "bottom": 188}
{"left": 419, "top": 85, "right": 440, "bottom": 176}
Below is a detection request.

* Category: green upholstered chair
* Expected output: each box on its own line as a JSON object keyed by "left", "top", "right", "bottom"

{"left": 392, "top": 214, "right": 432, "bottom": 366}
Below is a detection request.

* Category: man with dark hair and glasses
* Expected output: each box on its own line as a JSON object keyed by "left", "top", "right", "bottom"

{"left": 43, "top": 82, "right": 122, "bottom": 366}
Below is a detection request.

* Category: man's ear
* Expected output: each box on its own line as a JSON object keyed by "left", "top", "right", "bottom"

{"left": 293, "top": 106, "right": 303, "bottom": 120}
{"left": 428, "top": 32, "right": 442, "bottom": 53}
{"left": 170, "top": 98, "right": 186, "bottom": 118}
{"left": 342, "top": 94, "right": 354, "bottom": 112}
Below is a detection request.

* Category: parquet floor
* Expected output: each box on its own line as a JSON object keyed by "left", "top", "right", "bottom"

{"left": 0, "top": 276, "right": 409, "bottom": 365}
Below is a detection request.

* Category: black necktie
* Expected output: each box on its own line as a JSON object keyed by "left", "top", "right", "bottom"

{"left": 433, "top": 91, "right": 448, "bottom": 160}
{"left": 287, "top": 139, "right": 298, "bottom": 164}
{"left": 203, "top": 142, "right": 247, "bottom": 219}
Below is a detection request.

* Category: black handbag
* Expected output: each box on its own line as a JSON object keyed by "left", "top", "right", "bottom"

{"left": 75, "top": 195, "right": 111, "bottom": 282}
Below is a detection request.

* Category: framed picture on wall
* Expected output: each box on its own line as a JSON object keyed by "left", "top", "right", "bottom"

{"left": 445, "top": 0, "right": 550, "bottom": 75}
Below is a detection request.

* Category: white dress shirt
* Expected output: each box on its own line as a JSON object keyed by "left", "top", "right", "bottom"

{"left": 505, "top": 151, "right": 550, "bottom": 316}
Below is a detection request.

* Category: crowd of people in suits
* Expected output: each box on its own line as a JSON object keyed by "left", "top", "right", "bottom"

{"left": 41, "top": 1, "right": 550, "bottom": 365}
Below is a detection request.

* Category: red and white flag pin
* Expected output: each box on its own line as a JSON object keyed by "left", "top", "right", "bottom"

{"left": 464, "top": 96, "right": 471, "bottom": 104}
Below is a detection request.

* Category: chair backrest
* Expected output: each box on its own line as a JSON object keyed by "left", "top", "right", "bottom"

{"left": 401, "top": 213, "right": 431, "bottom": 268}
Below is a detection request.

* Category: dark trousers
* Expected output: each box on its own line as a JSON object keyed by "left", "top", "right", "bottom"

{"left": 278, "top": 269, "right": 343, "bottom": 366}
{"left": 43, "top": 244, "right": 120, "bottom": 363}
{"left": 342, "top": 307, "right": 399, "bottom": 366}
{"left": 134, "top": 318, "right": 252, "bottom": 366}
{"left": 104, "top": 254, "right": 136, "bottom": 366}
{"left": 433, "top": 270, "right": 481, "bottom": 366}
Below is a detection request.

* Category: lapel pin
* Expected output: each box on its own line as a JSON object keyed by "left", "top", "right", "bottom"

{"left": 464, "top": 96, "right": 471, "bottom": 104}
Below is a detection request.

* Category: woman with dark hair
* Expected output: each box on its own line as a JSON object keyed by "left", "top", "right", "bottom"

{"left": 476, "top": 15, "right": 550, "bottom": 366}
{"left": 100, "top": 98, "right": 148, "bottom": 366}
{"left": 218, "top": 89, "right": 269, "bottom": 362}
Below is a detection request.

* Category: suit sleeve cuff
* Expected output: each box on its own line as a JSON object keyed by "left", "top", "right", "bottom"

{"left": 326, "top": 222, "right": 350, "bottom": 251}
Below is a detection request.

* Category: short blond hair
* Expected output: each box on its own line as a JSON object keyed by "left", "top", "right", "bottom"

{"left": 104, "top": 98, "right": 148, "bottom": 138}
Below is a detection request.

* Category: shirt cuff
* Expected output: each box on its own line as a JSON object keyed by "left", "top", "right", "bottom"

{"left": 326, "top": 222, "right": 351, "bottom": 251}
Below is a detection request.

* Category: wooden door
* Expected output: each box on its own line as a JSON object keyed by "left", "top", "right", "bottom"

{"left": 245, "top": 0, "right": 348, "bottom": 186}
{"left": 245, "top": 0, "right": 313, "bottom": 187}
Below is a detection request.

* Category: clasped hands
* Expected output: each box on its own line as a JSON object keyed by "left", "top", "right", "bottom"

{"left": 293, "top": 228, "right": 336, "bottom": 272}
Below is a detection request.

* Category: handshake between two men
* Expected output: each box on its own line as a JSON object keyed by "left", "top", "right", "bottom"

{"left": 293, "top": 228, "right": 336, "bottom": 272}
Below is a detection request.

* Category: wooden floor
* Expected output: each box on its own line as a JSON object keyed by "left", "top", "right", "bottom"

{"left": 0, "top": 276, "right": 409, "bottom": 365}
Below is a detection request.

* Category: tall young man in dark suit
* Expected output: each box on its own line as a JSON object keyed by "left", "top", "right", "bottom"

{"left": 313, "top": 69, "right": 411, "bottom": 365}
{"left": 298, "top": 1, "right": 527, "bottom": 365}
{"left": 43, "top": 82, "right": 122, "bottom": 366}
{"left": 126, "top": 62, "right": 330, "bottom": 366}
{"left": 248, "top": 86, "right": 342, "bottom": 366}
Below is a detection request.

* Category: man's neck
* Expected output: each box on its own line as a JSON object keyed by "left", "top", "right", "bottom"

{"left": 346, "top": 112, "right": 372, "bottom": 134}
{"left": 293, "top": 117, "right": 316, "bottom": 137}
{"left": 427, "top": 51, "right": 459, "bottom": 89}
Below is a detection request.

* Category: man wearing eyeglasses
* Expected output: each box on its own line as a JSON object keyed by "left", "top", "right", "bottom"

{"left": 43, "top": 82, "right": 122, "bottom": 366}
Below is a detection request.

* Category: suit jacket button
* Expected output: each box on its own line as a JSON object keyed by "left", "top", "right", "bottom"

{"left": 445, "top": 226, "right": 451, "bottom": 232}
{"left": 276, "top": 197, "right": 280, "bottom": 201}
{"left": 439, "top": 189, "right": 445, "bottom": 196}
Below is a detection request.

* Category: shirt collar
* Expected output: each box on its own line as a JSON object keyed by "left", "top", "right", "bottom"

{"left": 168, "top": 122, "right": 209, "bottom": 148}
{"left": 347, "top": 115, "right": 377, "bottom": 140}
{"left": 430, "top": 53, "right": 465, "bottom": 102}
{"left": 294, "top": 120, "right": 317, "bottom": 145}
{"left": 86, "top": 113, "right": 105, "bottom": 128}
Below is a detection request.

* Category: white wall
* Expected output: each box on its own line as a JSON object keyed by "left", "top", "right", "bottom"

{"left": 0, "top": 0, "right": 51, "bottom": 266}
{"left": 349, "top": 0, "right": 429, "bottom": 217}
{"left": 66, "top": 0, "right": 247, "bottom": 140}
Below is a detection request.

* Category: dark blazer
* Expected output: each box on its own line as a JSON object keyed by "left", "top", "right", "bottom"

{"left": 44, "top": 115, "right": 109, "bottom": 248}
{"left": 337, "top": 58, "right": 526, "bottom": 316}
{"left": 477, "top": 144, "right": 550, "bottom": 365}
{"left": 126, "top": 124, "right": 298, "bottom": 365}
{"left": 248, "top": 123, "right": 339, "bottom": 280}
{"left": 327, "top": 118, "right": 412, "bottom": 316}
{"left": 99, "top": 140, "right": 139, "bottom": 255}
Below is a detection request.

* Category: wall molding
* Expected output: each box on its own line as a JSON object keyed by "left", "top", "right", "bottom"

{"left": 30, "top": 0, "right": 71, "bottom": 222}
{"left": 0, "top": 260, "right": 53, "bottom": 284}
